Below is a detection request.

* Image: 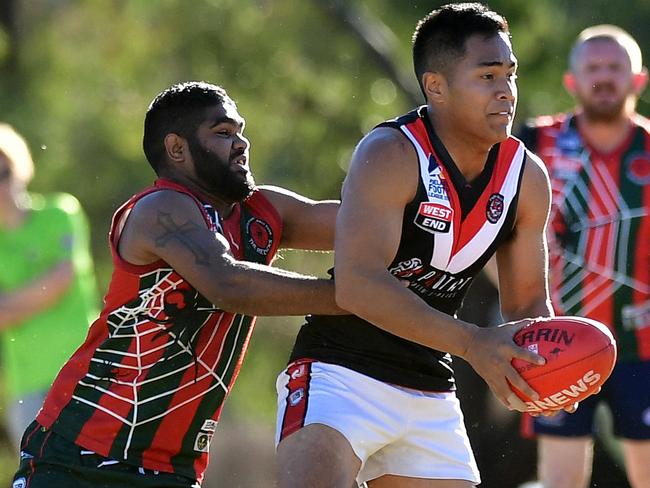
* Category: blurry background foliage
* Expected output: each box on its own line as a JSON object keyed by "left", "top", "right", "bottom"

{"left": 0, "top": 0, "right": 648, "bottom": 485}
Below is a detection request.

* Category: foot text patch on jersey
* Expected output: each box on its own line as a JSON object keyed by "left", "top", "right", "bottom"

{"left": 414, "top": 202, "right": 453, "bottom": 233}
{"left": 201, "top": 419, "right": 218, "bottom": 433}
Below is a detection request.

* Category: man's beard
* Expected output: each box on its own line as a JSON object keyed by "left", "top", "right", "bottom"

{"left": 580, "top": 82, "right": 628, "bottom": 122}
{"left": 582, "top": 98, "right": 627, "bottom": 122}
{"left": 188, "top": 137, "right": 256, "bottom": 203}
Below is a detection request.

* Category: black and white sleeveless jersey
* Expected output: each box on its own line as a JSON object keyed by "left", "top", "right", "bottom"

{"left": 290, "top": 107, "right": 528, "bottom": 390}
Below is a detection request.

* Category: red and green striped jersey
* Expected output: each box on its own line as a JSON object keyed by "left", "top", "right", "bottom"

{"left": 520, "top": 113, "right": 650, "bottom": 361}
{"left": 37, "top": 178, "right": 282, "bottom": 481}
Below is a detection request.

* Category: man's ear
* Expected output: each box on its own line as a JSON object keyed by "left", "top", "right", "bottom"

{"left": 632, "top": 67, "right": 649, "bottom": 95}
{"left": 422, "top": 72, "right": 446, "bottom": 104}
{"left": 563, "top": 72, "right": 576, "bottom": 96}
{"left": 164, "top": 133, "right": 187, "bottom": 163}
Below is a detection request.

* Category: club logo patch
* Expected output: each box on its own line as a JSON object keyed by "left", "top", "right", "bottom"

{"left": 626, "top": 153, "right": 650, "bottom": 185}
{"left": 414, "top": 202, "right": 453, "bottom": 233}
{"left": 289, "top": 388, "right": 305, "bottom": 406}
{"left": 12, "top": 478, "right": 27, "bottom": 488}
{"left": 194, "top": 432, "right": 213, "bottom": 453}
{"left": 486, "top": 193, "right": 505, "bottom": 223}
{"left": 246, "top": 217, "right": 273, "bottom": 256}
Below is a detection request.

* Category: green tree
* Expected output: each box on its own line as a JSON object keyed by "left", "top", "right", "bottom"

{"left": 0, "top": 1, "right": 647, "bottom": 486}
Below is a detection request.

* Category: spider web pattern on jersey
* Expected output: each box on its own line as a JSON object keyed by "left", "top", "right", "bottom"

{"left": 71, "top": 267, "right": 247, "bottom": 459}
{"left": 549, "top": 153, "right": 649, "bottom": 318}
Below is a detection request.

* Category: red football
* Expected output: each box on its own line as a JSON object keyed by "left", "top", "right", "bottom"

{"left": 510, "top": 316, "right": 617, "bottom": 413}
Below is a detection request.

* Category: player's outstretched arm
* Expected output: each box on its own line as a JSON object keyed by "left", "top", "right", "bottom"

{"left": 259, "top": 186, "right": 339, "bottom": 251}
{"left": 334, "top": 128, "right": 544, "bottom": 410}
{"left": 496, "top": 151, "right": 553, "bottom": 321}
{"left": 486, "top": 152, "right": 578, "bottom": 414}
{"left": 462, "top": 151, "right": 553, "bottom": 411}
{"left": 117, "top": 190, "right": 342, "bottom": 317}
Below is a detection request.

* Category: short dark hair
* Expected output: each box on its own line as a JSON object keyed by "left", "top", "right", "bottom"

{"left": 143, "top": 81, "right": 235, "bottom": 173}
{"left": 412, "top": 3, "right": 509, "bottom": 94}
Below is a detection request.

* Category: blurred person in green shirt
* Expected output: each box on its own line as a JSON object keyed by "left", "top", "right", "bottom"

{"left": 0, "top": 123, "right": 99, "bottom": 446}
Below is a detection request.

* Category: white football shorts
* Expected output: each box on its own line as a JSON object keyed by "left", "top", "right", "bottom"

{"left": 276, "top": 360, "right": 481, "bottom": 485}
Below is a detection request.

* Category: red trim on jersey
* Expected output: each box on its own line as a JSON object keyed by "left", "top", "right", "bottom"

{"left": 454, "top": 137, "right": 521, "bottom": 254}
{"left": 26, "top": 458, "right": 36, "bottom": 486}
{"left": 404, "top": 117, "right": 464, "bottom": 254}
{"left": 39, "top": 430, "right": 53, "bottom": 457}
{"left": 403, "top": 116, "right": 523, "bottom": 264}
{"left": 437, "top": 157, "right": 464, "bottom": 256}
{"left": 407, "top": 117, "right": 435, "bottom": 156}
{"left": 279, "top": 360, "right": 314, "bottom": 441}
{"left": 21, "top": 422, "right": 40, "bottom": 451}
{"left": 519, "top": 412, "right": 536, "bottom": 439}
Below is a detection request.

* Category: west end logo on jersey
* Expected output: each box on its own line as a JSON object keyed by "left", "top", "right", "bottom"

{"left": 415, "top": 202, "right": 453, "bottom": 233}
{"left": 486, "top": 193, "right": 505, "bottom": 224}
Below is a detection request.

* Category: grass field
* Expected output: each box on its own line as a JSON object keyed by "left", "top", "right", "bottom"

{"left": 0, "top": 426, "right": 15, "bottom": 486}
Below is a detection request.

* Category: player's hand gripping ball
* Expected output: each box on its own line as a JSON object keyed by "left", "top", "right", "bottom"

{"left": 510, "top": 316, "right": 616, "bottom": 413}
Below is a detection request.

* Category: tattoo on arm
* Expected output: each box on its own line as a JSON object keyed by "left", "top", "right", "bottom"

{"left": 155, "top": 212, "right": 212, "bottom": 266}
